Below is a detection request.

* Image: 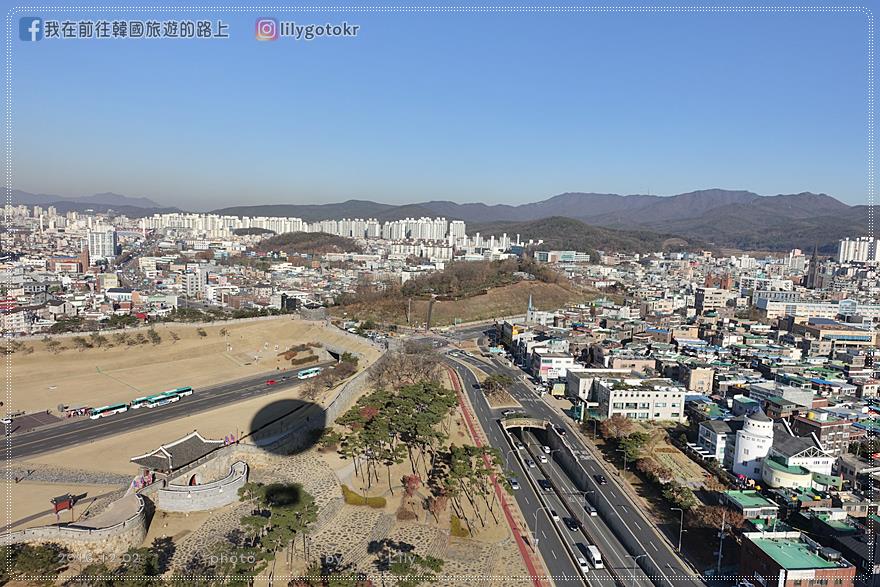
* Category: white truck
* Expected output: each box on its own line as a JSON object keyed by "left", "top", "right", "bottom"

{"left": 585, "top": 544, "right": 604, "bottom": 569}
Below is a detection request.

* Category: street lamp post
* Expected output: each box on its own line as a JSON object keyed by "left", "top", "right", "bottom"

{"left": 531, "top": 506, "right": 552, "bottom": 553}
{"left": 616, "top": 447, "right": 629, "bottom": 479}
{"left": 671, "top": 507, "right": 685, "bottom": 552}
{"left": 626, "top": 553, "right": 647, "bottom": 587}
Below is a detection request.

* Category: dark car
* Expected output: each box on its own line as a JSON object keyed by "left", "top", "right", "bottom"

{"left": 554, "top": 425, "right": 567, "bottom": 436}
{"left": 594, "top": 474, "right": 608, "bottom": 485}
{"left": 564, "top": 517, "right": 581, "bottom": 531}
{"left": 537, "top": 479, "right": 552, "bottom": 492}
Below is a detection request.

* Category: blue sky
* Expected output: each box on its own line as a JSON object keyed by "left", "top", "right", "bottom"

{"left": 7, "top": 5, "right": 875, "bottom": 210}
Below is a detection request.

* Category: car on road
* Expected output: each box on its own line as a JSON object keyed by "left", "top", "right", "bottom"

{"left": 509, "top": 478, "right": 520, "bottom": 490}
{"left": 594, "top": 474, "right": 608, "bottom": 485}
{"left": 564, "top": 517, "right": 581, "bottom": 531}
{"left": 541, "top": 445, "right": 551, "bottom": 454}
{"left": 576, "top": 555, "right": 590, "bottom": 574}
{"left": 537, "top": 479, "right": 552, "bottom": 492}
{"left": 501, "top": 410, "right": 514, "bottom": 417}
{"left": 0, "top": 418, "right": 11, "bottom": 425}
{"left": 515, "top": 441, "right": 525, "bottom": 450}
{"left": 554, "top": 425, "right": 567, "bottom": 436}
{"left": 538, "top": 454, "right": 548, "bottom": 464}
{"left": 549, "top": 509, "right": 560, "bottom": 521}
{"left": 525, "top": 459, "right": 536, "bottom": 468}
{"left": 584, "top": 504, "right": 598, "bottom": 517}
{"left": 266, "top": 379, "right": 278, "bottom": 385}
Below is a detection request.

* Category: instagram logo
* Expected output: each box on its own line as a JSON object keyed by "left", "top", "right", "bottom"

{"left": 255, "top": 18, "right": 278, "bottom": 41}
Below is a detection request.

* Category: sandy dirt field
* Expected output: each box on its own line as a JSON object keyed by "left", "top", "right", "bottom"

{"left": 1, "top": 481, "right": 121, "bottom": 531}
{"left": 10, "top": 318, "right": 379, "bottom": 414}
{"left": 144, "top": 509, "right": 213, "bottom": 546}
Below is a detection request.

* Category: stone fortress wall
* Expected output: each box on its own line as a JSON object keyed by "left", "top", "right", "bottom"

{"left": 0, "top": 493, "right": 148, "bottom": 559}
{"left": 156, "top": 461, "right": 248, "bottom": 513}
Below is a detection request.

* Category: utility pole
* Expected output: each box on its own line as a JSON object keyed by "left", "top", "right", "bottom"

{"left": 716, "top": 508, "right": 727, "bottom": 575}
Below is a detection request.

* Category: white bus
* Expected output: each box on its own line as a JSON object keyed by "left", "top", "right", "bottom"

{"left": 89, "top": 403, "right": 129, "bottom": 419}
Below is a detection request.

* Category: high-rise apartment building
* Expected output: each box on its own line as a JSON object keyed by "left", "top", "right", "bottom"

{"left": 87, "top": 227, "right": 117, "bottom": 263}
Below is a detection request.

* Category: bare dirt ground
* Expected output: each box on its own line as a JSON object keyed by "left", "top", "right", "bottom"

{"left": 10, "top": 318, "right": 379, "bottom": 415}
{"left": 642, "top": 427, "right": 709, "bottom": 490}
{"left": 1, "top": 481, "right": 121, "bottom": 531}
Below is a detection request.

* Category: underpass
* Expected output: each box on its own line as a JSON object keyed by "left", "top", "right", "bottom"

{"left": 516, "top": 427, "right": 652, "bottom": 587}
{"left": 450, "top": 348, "right": 705, "bottom": 587}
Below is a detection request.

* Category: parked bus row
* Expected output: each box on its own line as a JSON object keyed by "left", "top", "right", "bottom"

{"left": 88, "top": 386, "right": 194, "bottom": 420}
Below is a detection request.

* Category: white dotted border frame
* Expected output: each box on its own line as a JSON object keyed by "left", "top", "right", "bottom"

{"left": 2, "top": 4, "right": 876, "bottom": 584}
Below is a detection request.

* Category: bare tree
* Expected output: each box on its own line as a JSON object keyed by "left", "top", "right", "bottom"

{"left": 369, "top": 346, "right": 441, "bottom": 390}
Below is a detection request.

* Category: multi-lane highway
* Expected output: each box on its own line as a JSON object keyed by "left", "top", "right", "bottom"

{"left": 5, "top": 364, "right": 332, "bottom": 460}
{"left": 447, "top": 358, "right": 588, "bottom": 585}
{"left": 516, "top": 427, "right": 653, "bottom": 587}
{"left": 444, "top": 325, "right": 704, "bottom": 587}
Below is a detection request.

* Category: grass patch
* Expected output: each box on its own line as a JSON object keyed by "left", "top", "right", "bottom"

{"left": 341, "top": 484, "right": 386, "bottom": 508}
{"left": 450, "top": 515, "right": 470, "bottom": 537}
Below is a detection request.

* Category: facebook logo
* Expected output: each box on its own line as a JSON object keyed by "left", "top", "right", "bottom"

{"left": 19, "top": 17, "right": 43, "bottom": 41}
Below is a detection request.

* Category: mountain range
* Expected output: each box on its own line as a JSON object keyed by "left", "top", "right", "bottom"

{"left": 8, "top": 189, "right": 177, "bottom": 215}
{"left": 213, "top": 189, "right": 869, "bottom": 252}
{"left": 9, "top": 188, "right": 870, "bottom": 252}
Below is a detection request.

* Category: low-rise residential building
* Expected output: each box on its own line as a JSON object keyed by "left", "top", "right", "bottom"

{"left": 740, "top": 531, "right": 857, "bottom": 587}
{"left": 594, "top": 377, "right": 686, "bottom": 423}
{"left": 790, "top": 412, "right": 862, "bottom": 458}
{"left": 722, "top": 490, "right": 780, "bottom": 521}
{"left": 529, "top": 349, "right": 575, "bottom": 381}
{"left": 697, "top": 418, "right": 743, "bottom": 461}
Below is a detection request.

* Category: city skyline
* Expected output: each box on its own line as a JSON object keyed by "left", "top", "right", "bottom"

{"left": 10, "top": 8, "right": 874, "bottom": 208}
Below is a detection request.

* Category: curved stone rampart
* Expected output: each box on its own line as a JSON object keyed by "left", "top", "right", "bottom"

{"left": 157, "top": 461, "right": 248, "bottom": 512}
{"left": 0, "top": 493, "right": 147, "bottom": 559}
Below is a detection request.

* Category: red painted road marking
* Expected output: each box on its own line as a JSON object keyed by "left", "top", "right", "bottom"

{"left": 446, "top": 366, "right": 546, "bottom": 587}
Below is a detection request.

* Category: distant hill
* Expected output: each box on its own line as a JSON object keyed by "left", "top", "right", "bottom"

{"left": 472, "top": 217, "right": 701, "bottom": 254}
{"left": 255, "top": 232, "right": 363, "bottom": 255}
{"left": 214, "top": 200, "right": 399, "bottom": 222}
{"left": 232, "top": 227, "right": 276, "bottom": 236}
{"left": 635, "top": 198, "right": 867, "bottom": 254}
{"left": 8, "top": 189, "right": 175, "bottom": 217}
{"left": 10, "top": 189, "right": 165, "bottom": 208}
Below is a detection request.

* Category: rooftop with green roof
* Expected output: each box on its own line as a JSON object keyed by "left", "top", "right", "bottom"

{"left": 749, "top": 537, "right": 839, "bottom": 570}
{"left": 813, "top": 513, "right": 857, "bottom": 533}
{"left": 725, "top": 490, "right": 777, "bottom": 509}
{"left": 764, "top": 456, "right": 811, "bottom": 477}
